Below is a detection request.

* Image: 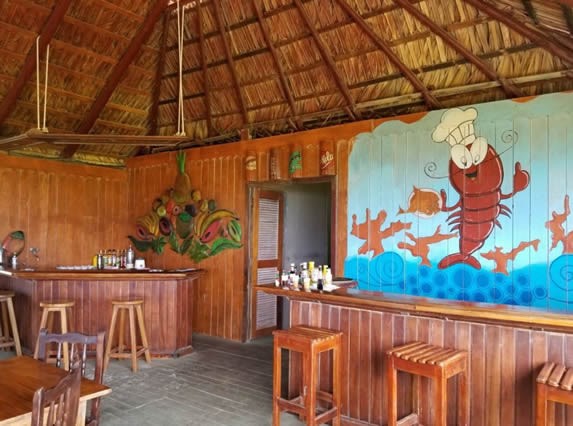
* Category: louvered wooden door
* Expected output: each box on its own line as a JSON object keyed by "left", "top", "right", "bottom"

{"left": 250, "top": 189, "right": 283, "bottom": 338}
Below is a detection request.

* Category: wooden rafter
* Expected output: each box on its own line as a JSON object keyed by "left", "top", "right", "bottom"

{"left": 562, "top": 4, "right": 573, "bottom": 35}
{"left": 293, "top": 0, "right": 361, "bottom": 120}
{"left": 521, "top": 0, "right": 539, "bottom": 24}
{"left": 0, "top": 0, "right": 72, "bottom": 128}
{"left": 213, "top": 0, "right": 249, "bottom": 126}
{"left": 335, "top": 0, "right": 441, "bottom": 110}
{"left": 463, "top": 0, "right": 573, "bottom": 67}
{"left": 198, "top": 1, "right": 214, "bottom": 137}
{"left": 60, "top": 0, "right": 170, "bottom": 159}
{"left": 149, "top": 11, "right": 169, "bottom": 136}
{"left": 252, "top": 0, "right": 302, "bottom": 130}
{"left": 394, "top": 0, "right": 522, "bottom": 98}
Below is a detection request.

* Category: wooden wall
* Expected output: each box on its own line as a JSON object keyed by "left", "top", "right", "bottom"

{"left": 0, "top": 153, "right": 128, "bottom": 268}
{"left": 125, "top": 121, "right": 368, "bottom": 340}
{"left": 290, "top": 299, "right": 573, "bottom": 426}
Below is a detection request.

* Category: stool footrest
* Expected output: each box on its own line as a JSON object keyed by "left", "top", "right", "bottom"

{"left": 276, "top": 397, "right": 339, "bottom": 424}
{"left": 397, "top": 413, "right": 420, "bottom": 426}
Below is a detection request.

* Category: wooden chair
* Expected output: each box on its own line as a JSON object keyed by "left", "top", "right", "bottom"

{"left": 536, "top": 362, "right": 573, "bottom": 426}
{"left": 31, "top": 358, "right": 82, "bottom": 426}
{"left": 36, "top": 329, "right": 106, "bottom": 426}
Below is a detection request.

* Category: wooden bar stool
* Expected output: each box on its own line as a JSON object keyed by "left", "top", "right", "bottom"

{"left": 386, "top": 341, "right": 468, "bottom": 426}
{"left": 272, "top": 326, "right": 342, "bottom": 426}
{"left": 104, "top": 299, "right": 151, "bottom": 372}
{"left": 34, "top": 300, "right": 74, "bottom": 367}
{"left": 536, "top": 362, "right": 573, "bottom": 426}
{"left": 0, "top": 291, "right": 22, "bottom": 355}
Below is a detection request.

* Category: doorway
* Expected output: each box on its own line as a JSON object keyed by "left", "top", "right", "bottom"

{"left": 248, "top": 180, "right": 332, "bottom": 340}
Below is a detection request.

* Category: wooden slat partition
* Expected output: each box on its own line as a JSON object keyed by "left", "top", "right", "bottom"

{"left": 290, "top": 299, "right": 573, "bottom": 426}
{"left": 0, "top": 272, "right": 198, "bottom": 356}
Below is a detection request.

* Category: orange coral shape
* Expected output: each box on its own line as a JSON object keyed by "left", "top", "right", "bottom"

{"left": 351, "top": 208, "right": 411, "bottom": 257}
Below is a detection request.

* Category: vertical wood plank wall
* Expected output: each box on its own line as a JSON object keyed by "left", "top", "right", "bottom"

{"left": 0, "top": 154, "right": 128, "bottom": 267}
{"left": 125, "top": 122, "right": 367, "bottom": 340}
{"left": 290, "top": 299, "right": 573, "bottom": 426}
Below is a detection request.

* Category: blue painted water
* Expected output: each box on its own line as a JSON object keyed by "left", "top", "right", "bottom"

{"left": 344, "top": 252, "right": 573, "bottom": 312}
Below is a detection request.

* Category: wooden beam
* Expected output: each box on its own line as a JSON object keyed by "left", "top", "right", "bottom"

{"left": 149, "top": 11, "right": 169, "bottom": 136}
{"left": 198, "top": 0, "right": 214, "bottom": 137}
{"left": 252, "top": 0, "right": 302, "bottom": 130}
{"left": 293, "top": 0, "right": 361, "bottom": 120}
{"left": 0, "top": 0, "right": 72, "bottom": 128}
{"left": 521, "top": 0, "right": 539, "bottom": 24}
{"left": 334, "top": 0, "right": 441, "bottom": 110}
{"left": 213, "top": 0, "right": 249, "bottom": 125}
{"left": 463, "top": 0, "right": 573, "bottom": 67}
{"left": 60, "top": 0, "right": 170, "bottom": 159}
{"left": 393, "top": 0, "right": 522, "bottom": 98}
{"left": 562, "top": 4, "right": 573, "bottom": 35}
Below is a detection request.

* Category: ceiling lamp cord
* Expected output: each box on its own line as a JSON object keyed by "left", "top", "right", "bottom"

{"left": 175, "top": 0, "right": 186, "bottom": 136}
{"left": 35, "top": 36, "right": 50, "bottom": 133}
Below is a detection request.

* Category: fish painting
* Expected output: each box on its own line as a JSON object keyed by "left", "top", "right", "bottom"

{"left": 398, "top": 186, "right": 442, "bottom": 218}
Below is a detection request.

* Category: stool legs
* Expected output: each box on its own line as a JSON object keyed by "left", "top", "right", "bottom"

{"left": 273, "top": 344, "right": 282, "bottom": 426}
{"left": 332, "top": 343, "right": 341, "bottom": 426}
{"left": 0, "top": 296, "right": 22, "bottom": 356}
{"left": 105, "top": 302, "right": 151, "bottom": 373}
{"left": 435, "top": 373, "right": 447, "bottom": 426}
{"left": 135, "top": 304, "right": 151, "bottom": 363}
{"left": 34, "top": 306, "right": 71, "bottom": 368}
{"left": 387, "top": 355, "right": 398, "bottom": 426}
{"left": 458, "top": 369, "right": 468, "bottom": 426}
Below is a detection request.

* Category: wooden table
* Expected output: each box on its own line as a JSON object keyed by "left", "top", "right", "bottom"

{"left": 0, "top": 356, "right": 111, "bottom": 425}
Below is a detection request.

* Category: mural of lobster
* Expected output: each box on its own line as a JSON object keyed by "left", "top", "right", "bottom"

{"left": 432, "top": 108, "right": 530, "bottom": 269}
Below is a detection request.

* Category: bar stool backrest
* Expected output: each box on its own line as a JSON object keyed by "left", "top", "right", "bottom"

{"left": 31, "top": 358, "right": 82, "bottom": 426}
{"left": 36, "top": 329, "right": 106, "bottom": 426}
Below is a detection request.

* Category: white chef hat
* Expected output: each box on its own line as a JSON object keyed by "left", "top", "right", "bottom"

{"left": 432, "top": 107, "right": 478, "bottom": 146}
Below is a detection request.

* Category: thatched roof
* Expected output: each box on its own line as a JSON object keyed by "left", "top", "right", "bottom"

{"left": 1, "top": 0, "right": 572, "bottom": 166}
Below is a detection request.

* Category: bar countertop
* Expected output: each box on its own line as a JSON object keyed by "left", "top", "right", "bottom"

{"left": 257, "top": 284, "right": 573, "bottom": 332}
{"left": 0, "top": 267, "right": 203, "bottom": 280}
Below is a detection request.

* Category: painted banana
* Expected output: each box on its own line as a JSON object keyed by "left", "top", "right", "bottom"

{"left": 199, "top": 209, "right": 237, "bottom": 236}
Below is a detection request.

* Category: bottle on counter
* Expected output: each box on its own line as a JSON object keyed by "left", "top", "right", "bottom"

{"left": 10, "top": 253, "right": 18, "bottom": 269}
{"left": 96, "top": 250, "right": 105, "bottom": 270}
{"left": 126, "top": 245, "right": 135, "bottom": 269}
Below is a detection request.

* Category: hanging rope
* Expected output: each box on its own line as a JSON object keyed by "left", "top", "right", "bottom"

{"left": 35, "top": 36, "right": 50, "bottom": 133}
{"left": 175, "top": 0, "right": 186, "bottom": 136}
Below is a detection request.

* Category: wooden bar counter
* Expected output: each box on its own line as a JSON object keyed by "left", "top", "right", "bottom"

{"left": 0, "top": 268, "right": 202, "bottom": 358}
{"left": 258, "top": 285, "right": 573, "bottom": 426}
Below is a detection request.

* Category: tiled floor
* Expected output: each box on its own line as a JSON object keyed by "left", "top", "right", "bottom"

{"left": 1, "top": 334, "right": 302, "bottom": 425}
{"left": 100, "top": 334, "right": 301, "bottom": 425}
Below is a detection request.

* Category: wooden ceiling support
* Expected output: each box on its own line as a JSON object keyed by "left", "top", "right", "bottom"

{"left": 0, "top": 0, "right": 72, "bottom": 128}
{"left": 198, "top": 1, "right": 214, "bottom": 137}
{"left": 463, "top": 0, "right": 573, "bottom": 67}
{"left": 393, "top": 0, "right": 522, "bottom": 98}
{"left": 521, "top": 0, "right": 539, "bottom": 24}
{"left": 562, "top": 4, "right": 573, "bottom": 35}
{"left": 149, "top": 11, "right": 169, "bottom": 136}
{"left": 60, "top": 0, "right": 170, "bottom": 159}
{"left": 335, "top": 0, "right": 441, "bottom": 111}
{"left": 293, "top": 0, "right": 361, "bottom": 120}
{"left": 213, "top": 0, "right": 249, "bottom": 126}
{"left": 252, "top": 0, "right": 302, "bottom": 130}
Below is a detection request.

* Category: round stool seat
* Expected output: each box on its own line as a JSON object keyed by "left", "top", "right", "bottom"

{"left": 39, "top": 300, "right": 74, "bottom": 308}
{"left": 0, "top": 290, "right": 15, "bottom": 298}
{"left": 111, "top": 300, "right": 143, "bottom": 306}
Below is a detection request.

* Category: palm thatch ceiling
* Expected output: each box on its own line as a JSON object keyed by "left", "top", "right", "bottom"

{"left": 1, "top": 0, "right": 572, "bottom": 167}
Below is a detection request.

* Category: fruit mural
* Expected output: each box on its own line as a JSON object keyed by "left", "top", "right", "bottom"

{"left": 344, "top": 92, "right": 573, "bottom": 311}
{"left": 129, "top": 152, "right": 242, "bottom": 262}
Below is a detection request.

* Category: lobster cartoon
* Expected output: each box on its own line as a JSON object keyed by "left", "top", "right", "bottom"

{"left": 432, "top": 108, "right": 530, "bottom": 269}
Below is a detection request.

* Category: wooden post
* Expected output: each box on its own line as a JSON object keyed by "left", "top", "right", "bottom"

{"left": 320, "top": 139, "right": 336, "bottom": 175}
